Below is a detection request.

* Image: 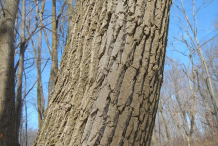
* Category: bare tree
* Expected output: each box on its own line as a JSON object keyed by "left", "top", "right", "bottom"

{"left": 19, "top": 127, "right": 38, "bottom": 146}
{"left": 48, "top": 0, "right": 58, "bottom": 97}
{"left": 172, "top": 0, "right": 218, "bottom": 123}
{"left": 15, "top": 0, "right": 26, "bottom": 145}
{"left": 35, "top": 0, "right": 46, "bottom": 127}
{"left": 159, "top": 100, "right": 173, "bottom": 146}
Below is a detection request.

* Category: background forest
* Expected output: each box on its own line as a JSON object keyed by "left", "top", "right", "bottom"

{"left": 0, "top": 0, "right": 218, "bottom": 145}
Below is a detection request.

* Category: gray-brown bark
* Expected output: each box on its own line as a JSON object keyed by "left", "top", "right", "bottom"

{"left": 24, "top": 74, "right": 28, "bottom": 146}
{"left": 67, "top": 0, "right": 73, "bottom": 27}
{"left": 36, "top": 0, "right": 45, "bottom": 127}
{"left": 66, "top": 0, "right": 74, "bottom": 39}
{"left": 15, "top": 0, "right": 26, "bottom": 144}
{"left": 48, "top": 0, "right": 58, "bottom": 97}
{"left": 34, "top": 0, "right": 172, "bottom": 145}
{"left": 0, "top": 0, "right": 19, "bottom": 145}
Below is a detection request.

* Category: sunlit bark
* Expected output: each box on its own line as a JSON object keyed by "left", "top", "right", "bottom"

{"left": 34, "top": 0, "right": 172, "bottom": 145}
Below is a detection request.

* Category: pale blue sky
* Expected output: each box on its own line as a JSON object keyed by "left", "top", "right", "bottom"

{"left": 167, "top": 0, "right": 218, "bottom": 67}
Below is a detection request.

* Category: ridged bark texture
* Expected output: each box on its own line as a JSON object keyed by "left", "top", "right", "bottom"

{"left": 34, "top": 0, "right": 171, "bottom": 145}
{"left": 0, "top": 0, "right": 19, "bottom": 146}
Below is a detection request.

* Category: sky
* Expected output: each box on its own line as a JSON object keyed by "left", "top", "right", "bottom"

{"left": 25, "top": 0, "right": 218, "bottom": 130}
{"left": 166, "top": 0, "right": 218, "bottom": 68}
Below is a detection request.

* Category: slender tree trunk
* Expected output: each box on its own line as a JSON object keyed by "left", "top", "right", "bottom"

{"left": 196, "top": 71, "right": 215, "bottom": 131}
{"left": 32, "top": 0, "right": 46, "bottom": 127}
{"left": 159, "top": 100, "right": 172, "bottom": 146}
{"left": 15, "top": 0, "right": 26, "bottom": 145}
{"left": 42, "top": 26, "right": 52, "bottom": 55}
{"left": 178, "top": 0, "right": 218, "bottom": 124}
{"left": 188, "top": 63, "right": 197, "bottom": 146}
{"left": 37, "top": 24, "right": 43, "bottom": 127}
{"left": 0, "top": 0, "right": 19, "bottom": 146}
{"left": 196, "top": 30, "right": 218, "bottom": 126}
{"left": 37, "top": 0, "right": 45, "bottom": 127}
{"left": 34, "top": 0, "right": 172, "bottom": 145}
{"left": 48, "top": 0, "right": 58, "bottom": 97}
{"left": 172, "top": 69, "right": 190, "bottom": 146}
{"left": 24, "top": 73, "right": 27, "bottom": 146}
{"left": 167, "top": 105, "right": 187, "bottom": 145}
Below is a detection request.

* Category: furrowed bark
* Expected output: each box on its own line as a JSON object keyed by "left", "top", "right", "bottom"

{"left": 34, "top": 0, "right": 172, "bottom": 145}
{"left": 67, "top": 0, "right": 73, "bottom": 27}
{"left": 0, "top": 0, "right": 19, "bottom": 145}
{"left": 66, "top": 0, "right": 74, "bottom": 41}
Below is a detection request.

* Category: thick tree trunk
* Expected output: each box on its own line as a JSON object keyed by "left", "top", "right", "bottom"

{"left": 0, "top": 0, "right": 19, "bottom": 145}
{"left": 34, "top": 0, "right": 172, "bottom": 145}
{"left": 67, "top": 0, "right": 73, "bottom": 27}
{"left": 66, "top": 0, "right": 74, "bottom": 41}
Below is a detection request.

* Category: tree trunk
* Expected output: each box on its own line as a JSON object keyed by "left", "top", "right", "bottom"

{"left": 34, "top": 0, "right": 172, "bottom": 145}
{"left": 24, "top": 74, "right": 28, "bottom": 146}
{"left": 48, "top": 0, "right": 58, "bottom": 97}
{"left": 167, "top": 103, "right": 187, "bottom": 145}
{"left": 159, "top": 100, "right": 172, "bottom": 146}
{"left": 0, "top": 0, "right": 19, "bottom": 145}
{"left": 15, "top": 0, "right": 26, "bottom": 145}
{"left": 151, "top": 129, "right": 158, "bottom": 146}
{"left": 66, "top": 0, "right": 74, "bottom": 42}
{"left": 172, "top": 69, "right": 190, "bottom": 146}
{"left": 36, "top": 0, "right": 46, "bottom": 127}
{"left": 37, "top": 17, "right": 43, "bottom": 127}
